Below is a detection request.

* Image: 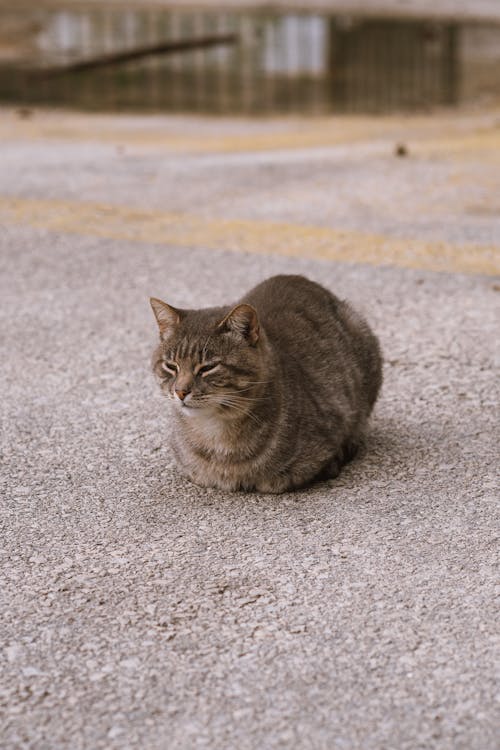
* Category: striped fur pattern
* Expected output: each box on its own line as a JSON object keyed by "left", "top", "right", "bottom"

{"left": 150, "top": 275, "right": 382, "bottom": 493}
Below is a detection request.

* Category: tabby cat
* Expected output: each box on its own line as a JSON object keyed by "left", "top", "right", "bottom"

{"left": 150, "top": 274, "right": 382, "bottom": 493}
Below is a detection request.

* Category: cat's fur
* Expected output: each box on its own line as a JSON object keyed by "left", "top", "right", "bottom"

{"left": 150, "top": 274, "right": 382, "bottom": 493}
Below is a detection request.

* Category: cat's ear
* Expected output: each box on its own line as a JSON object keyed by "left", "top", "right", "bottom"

{"left": 150, "top": 298, "right": 181, "bottom": 337}
{"left": 218, "top": 304, "right": 259, "bottom": 345}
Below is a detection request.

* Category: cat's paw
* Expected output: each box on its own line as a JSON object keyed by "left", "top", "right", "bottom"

{"left": 254, "top": 475, "right": 293, "bottom": 494}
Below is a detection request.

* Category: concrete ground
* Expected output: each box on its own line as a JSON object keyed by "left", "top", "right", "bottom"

{"left": 1, "top": 106, "right": 499, "bottom": 750}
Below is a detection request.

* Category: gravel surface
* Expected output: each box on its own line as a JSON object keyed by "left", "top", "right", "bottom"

{"left": 1, "top": 109, "right": 499, "bottom": 749}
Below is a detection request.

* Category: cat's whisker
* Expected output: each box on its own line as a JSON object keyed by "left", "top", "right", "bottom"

{"left": 218, "top": 391, "right": 263, "bottom": 402}
{"left": 219, "top": 399, "right": 263, "bottom": 426}
{"left": 240, "top": 380, "right": 273, "bottom": 386}
{"left": 234, "top": 384, "right": 273, "bottom": 394}
{"left": 210, "top": 392, "right": 262, "bottom": 419}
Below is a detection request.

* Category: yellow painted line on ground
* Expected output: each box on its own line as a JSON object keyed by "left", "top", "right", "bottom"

{"left": 1, "top": 195, "right": 499, "bottom": 276}
{"left": 187, "top": 123, "right": 500, "bottom": 158}
{"left": 414, "top": 127, "right": 500, "bottom": 162}
{"left": 2, "top": 109, "right": 500, "bottom": 157}
{"left": 0, "top": 116, "right": 391, "bottom": 153}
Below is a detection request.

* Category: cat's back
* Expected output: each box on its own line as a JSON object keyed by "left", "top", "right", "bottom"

{"left": 242, "top": 274, "right": 344, "bottom": 341}
{"left": 243, "top": 274, "right": 382, "bottom": 409}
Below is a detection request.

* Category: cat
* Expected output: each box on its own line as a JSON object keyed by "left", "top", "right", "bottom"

{"left": 150, "top": 274, "right": 382, "bottom": 494}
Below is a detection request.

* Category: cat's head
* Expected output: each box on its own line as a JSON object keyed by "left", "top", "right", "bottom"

{"left": 150, "top": 298, "right": 267, "bottom": 418}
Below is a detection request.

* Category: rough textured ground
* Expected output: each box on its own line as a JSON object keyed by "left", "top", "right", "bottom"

{"left": 1, "top": 107, "right": 499, "bottom": 749}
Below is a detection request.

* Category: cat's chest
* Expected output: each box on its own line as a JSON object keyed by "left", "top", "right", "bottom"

{"left": 183, "top": 413, "right": 237, "bottom": 456}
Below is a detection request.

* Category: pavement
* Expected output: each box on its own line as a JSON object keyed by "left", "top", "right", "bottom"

{"left": 1, "top": 106, "right": 499, "bottom": 750}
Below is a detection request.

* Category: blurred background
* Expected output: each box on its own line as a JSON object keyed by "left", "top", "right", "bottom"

{"left": 2, "top": 0, "right": 500, "bottom": 115}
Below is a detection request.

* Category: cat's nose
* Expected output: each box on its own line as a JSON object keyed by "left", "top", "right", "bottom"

{"left": 175, "top": 388, "right": 190, "bottom": 401}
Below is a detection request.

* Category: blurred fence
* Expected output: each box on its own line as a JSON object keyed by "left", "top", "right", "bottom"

{"left": 1, "top": 3, "right": 499, "bottom": 114}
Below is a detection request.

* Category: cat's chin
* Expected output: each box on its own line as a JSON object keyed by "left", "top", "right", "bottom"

{"left": 175, "top": 403, "right": 198, "bottom": 416}
{"left": 173, "top": 400, "right": 213, "bottom": 418}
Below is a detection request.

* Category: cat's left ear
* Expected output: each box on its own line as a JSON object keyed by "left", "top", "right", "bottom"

{"left": 150, "top": 298, "right": 182, "bottom": 338}
{"left": 218, "top": 304, "right": 259, "bottom": 345}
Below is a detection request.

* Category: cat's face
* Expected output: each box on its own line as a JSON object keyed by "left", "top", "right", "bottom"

{"left": 151, "top": 299, "right": 265, "bottom": 419}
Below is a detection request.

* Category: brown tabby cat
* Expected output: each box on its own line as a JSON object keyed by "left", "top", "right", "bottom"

{"left": 150, "top": 274, "right": 382, "bottom": 493}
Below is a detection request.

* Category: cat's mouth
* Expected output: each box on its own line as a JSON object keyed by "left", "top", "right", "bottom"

{"left": 173, "top": 393, "right": 223, "bottom": 416}
{"left": 175, "top": 404, "right": 196, "bottom": 418}
{"left": 175, "top": 398, "right": 205, "bottom": 414}
{"left": 177, "top": 400, "right": 195, "bottom": 410}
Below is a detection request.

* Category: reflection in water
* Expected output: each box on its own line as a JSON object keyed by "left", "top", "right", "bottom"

{"left": 1, "top": 7, "right": 500, "bottom": 113}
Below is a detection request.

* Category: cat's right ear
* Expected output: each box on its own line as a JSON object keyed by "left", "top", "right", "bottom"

{"left": 150, "top": 298, "right": 181, "bottom": 338}
{"left": 218, "top": 304, "right": 260, "bottom": 345}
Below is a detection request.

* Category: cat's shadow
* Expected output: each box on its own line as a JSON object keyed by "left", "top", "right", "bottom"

{"left": 143, "top": 415, "right": 423, "bottom": 514}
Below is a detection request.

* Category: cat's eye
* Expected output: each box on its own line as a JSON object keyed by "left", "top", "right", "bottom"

{"left": 162, "top": 361, "right": 178, "bottom": 374}
{"left": 197, "top": 362, "right": 220, "bottom": 376}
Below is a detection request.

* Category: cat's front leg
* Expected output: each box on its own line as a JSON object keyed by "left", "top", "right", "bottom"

{"left": 318, "top": 438, "right": 360, "bottom": 481}
{"left": 253, "top": 473, "right": 297, "bottom": 494}
{"left": 181, "top": 464, "right": 243, "bottom": 493}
